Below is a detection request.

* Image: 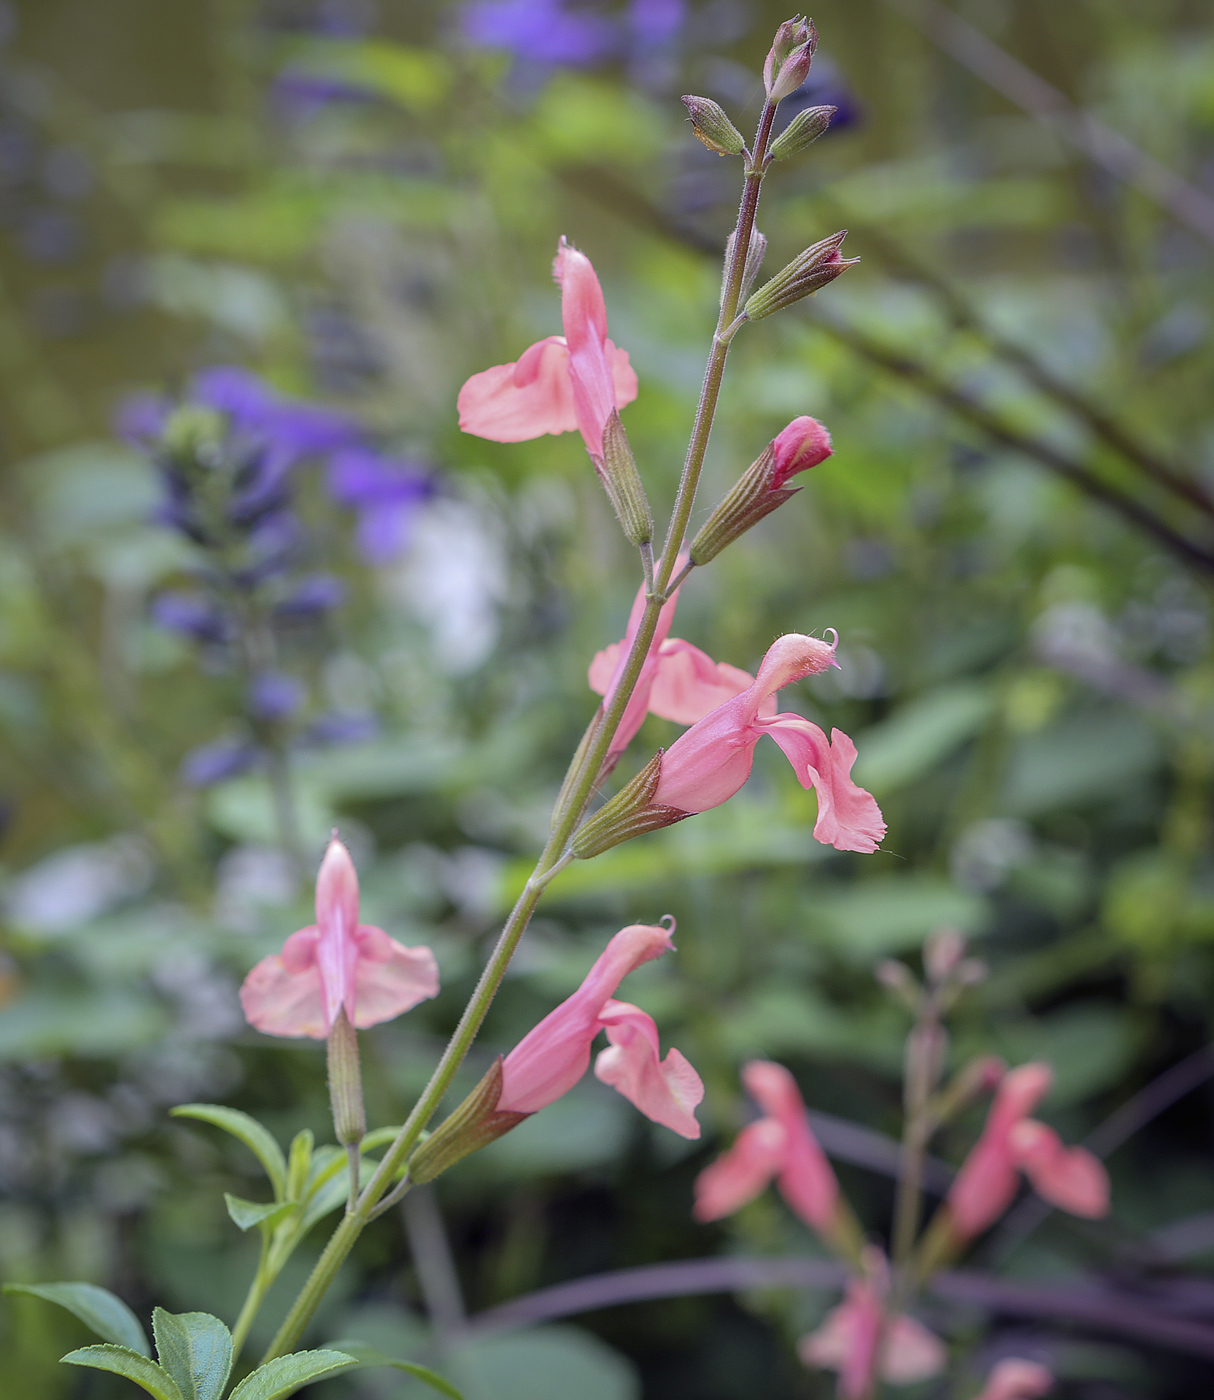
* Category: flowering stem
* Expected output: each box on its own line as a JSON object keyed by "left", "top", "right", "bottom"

{"left": 654, "top": 99, "right": 777, "bottom": 597}
{"left": 261, "top": 96, "right": 784, "bottom": 1369}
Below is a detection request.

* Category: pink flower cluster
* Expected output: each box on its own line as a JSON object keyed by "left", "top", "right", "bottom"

{"left": 694, "top": 1057, "right": 1107, "bottom": 1392}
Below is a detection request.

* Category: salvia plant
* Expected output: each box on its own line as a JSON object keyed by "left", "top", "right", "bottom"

{"left": 6, "top": 19, "right": 1114, "bottom": 1400}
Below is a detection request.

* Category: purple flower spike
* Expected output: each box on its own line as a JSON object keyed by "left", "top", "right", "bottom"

{"left": 248, "top": 672, "right": 306, "bottom": 723}
{"left": 628, "top": 0, "right": 685, "bottom": 46}
{"left": 182, "top": 738, "right": 259, "bottom": 786}
{"left": 192, "top": 366, "right": 364, "bottom": 461}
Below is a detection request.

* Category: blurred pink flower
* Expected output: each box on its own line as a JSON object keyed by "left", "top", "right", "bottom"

{"left": 240, "top": 837, "right": 439, "bottom": 1039}
{"left": 498, "top": 922, "right": 703, "bottom": 1138}
{"left": 974, "top": 1359, "right": 1054, "bottom": 1400}
{"left": 694, "top": 1060, "right": 839, "bottom": 1234}
{"left": 652, "top": 633, "right": 886, "bottom": 853}
{"left": 798, "top": 1267, "right": 945, "bottom": 1398}
{"left": 947, "top": 1063, "right": 1109, "bottom": 1238}
{"left": 457, "top": 238, "right": 637, "bottom": 453}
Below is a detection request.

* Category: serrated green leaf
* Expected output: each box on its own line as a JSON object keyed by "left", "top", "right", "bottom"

{"left": 152, "top": 1309, "right": 232, "bottom": 1400}
{"left": 224, "top": 1194, "right": 297, "bottom": 1233}
{"left": 5, "top": 1281, "right": 150, "bottom": 1355}
{"left": 327, "top": 1340, "right": 464, "bottom": 1399}
{"left": 172, "top": 1105, "right": 287, "bottom": 1200}
{"left": 226, "top": 1349, "right": 358, "bottom": 1400}
{"left": 61, "top": 1344, "right": 184, "bottom": 1400}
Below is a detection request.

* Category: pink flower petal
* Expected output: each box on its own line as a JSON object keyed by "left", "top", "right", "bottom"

{"left": 594, "top": 998, "right": 704, "bottom": 1138}
{"left": 741, "top": 1061, "right": 839, "bottom": 1230}
{"left": 761, "top": 719, "right": 887, "bottom": 853}
{"left": 646, "top": 639, "right": 764, "bottom": 725}
{"left": 457, "top": 337, "right": 578, "bottom": 442}
{"left": 350, "top": 925, "right": 440, "bottom": 1029}
{"left": 498, "top": 923, "right": 674, "bottom": 1114}
{"left": 882, "top": 1313, "right": 947, "bottom": 1384}
{"left": 975, "top": 1359, "right": 1054, "bottom": 1400}
{"left": 1010, "top": 1120, "right": 1109, "bottom": 1218}
{"left": 693, "top": 1118, "right": 787, "bottom": 1220}
{"left": 555, "top": 238, "right": 638, "bottom": 452}
{"left": 240, "top": 954, "right": 327, "bottom": 1039}
{"left": 314, "top": 838, "right": 361, "bottom": 1029}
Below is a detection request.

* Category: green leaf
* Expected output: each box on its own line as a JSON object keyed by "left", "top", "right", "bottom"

{"left": 360, "top": 1125, "right": 402, "bottom": 1152}
{"left": 172, "top": 1105, "right": 287, "bottom": 1200}
{"left": 224, "top": 1194, "right": 297, "bottom": 1233}
{"left": 5, "top": 1281, "right": 150, "bottom": 1355}
{"left": 152, "top": 1310, "right": 233, "bottom": 1400}
{"left": 61, "top": 1344, "right": 184, "bottom": 1400}
{"left": 286, "top": 1129, "right": 314, "bottom": 1201}
{"left": 328, "top": 1340, "right": 464, "bottom": 1399}
{"left": 226, "top": 1349, "right": 358, "bottom": 1400}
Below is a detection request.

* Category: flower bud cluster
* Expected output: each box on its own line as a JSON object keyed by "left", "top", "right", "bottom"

{"left": 763, "top": 16, "right": 818, "bottom": 104}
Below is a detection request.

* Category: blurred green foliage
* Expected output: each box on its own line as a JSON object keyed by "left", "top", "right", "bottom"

{"left": 2, "top": 0, "right": 1214, "bottom": 1397}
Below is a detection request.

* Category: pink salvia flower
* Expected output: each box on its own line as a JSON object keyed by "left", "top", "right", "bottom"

{"left": 653, "top": 633, "right": 886, "bottom": 853}
{"left": 497, "top": 923, "right": 704, "bottom": 1138}
{"left": 798, "top": 1266, "right": 945, "bottom": 1398}
{"left": 947, "top": 1063, "right": 1109, "bottom": 1237}
{"left": 587, "top": 567, "right": 767, "bottom": 762}
{"left": 770, "top": 415, "right": 833, "bottom": 488}
{"left": 240, "top": 837, "right": 439, "bottom": 1039}
{"left": 695, "top": 1059, "right": 841, "bottom": 1233}
{"left": 974, "top": 1359, "right": 1054, "bottom": 1400}
{"left": 457, "top": 239, "right": 637, "bottom": 454}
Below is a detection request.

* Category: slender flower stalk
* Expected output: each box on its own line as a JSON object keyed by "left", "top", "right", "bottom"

{"left": 260, "top": 49, "right": 849, "bottom": 1362}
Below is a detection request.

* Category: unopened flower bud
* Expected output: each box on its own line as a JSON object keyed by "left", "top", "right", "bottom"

{"left": 924, "top": 927, "right": 966, "bottom": 983}
{"left": 876, "top": 958, "right": 920, "bottom": 1009}
{"left": 763, "top": 16, "right": 818, "bottom": 105}
{"left": 690, "top": 416, "right": 832, "bottom": 565}
{"left": 744, "top": 230, "right": 858, "bottom": 320}
{"left": 721, "top": 228, "right": 768, "bottom": 310}
{"left": 326, "top": 1008, "right": 366, "bottom": 1148}
{"left": 593, "top": 410, "right": 653, "bottom": 546}
{"left": 407, "top": 1058, "right": 528, "bottom": 1184}
{"left": 769, "top": 104, "right": 835, "bottom": 160}
{"left": 571, "top": 751, "right": 689, "bottom": 859}
{"left": 681, "top": 95, "right": 745, "bottom": 156}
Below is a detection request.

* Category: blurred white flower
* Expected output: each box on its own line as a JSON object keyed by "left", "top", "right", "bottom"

{"left": 5, "top": 836, "right": 153, "bottom": 932}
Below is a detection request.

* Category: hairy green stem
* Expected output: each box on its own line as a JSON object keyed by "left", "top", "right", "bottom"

{"left": 654, "top": 99, "right": 776, "bottom": 595}
{"left": 230, "top": 1239, "right": 272, "bottom": 1357}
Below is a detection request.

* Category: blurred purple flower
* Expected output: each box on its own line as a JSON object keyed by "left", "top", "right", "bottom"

{"left": 152, "top": 591, "right": 229, "bottom": 644}
{"left": 182, "top": 738, "right": 259, "bottom": 787}
{"left": 192, "top": 367, "right": 363, "bottom": 462}
{"left": 116, "top": 391, "right": 170, "bottom": 446}
{"left": 627, "top": 0, "right": 684, "bottom": 46}
{"left": 305, "top": 711, "right": 379, "bottom": 746}
{"left": 248, "top": 672, "right": 306, "bottom": 723}
{"left": 327, "top": 448, "right": 432, "bottom": 564}
{"left": 274, "top": 574, "right": 347, "bottom": 617}
{"left": 272, "top": 69, "right": 378, "bottom": 123}
{"left": 460, "top": 0, "right": 618, "bottom": 66}
{"left": 776, "top": 60, "right": 862, "bottom": 136}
